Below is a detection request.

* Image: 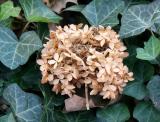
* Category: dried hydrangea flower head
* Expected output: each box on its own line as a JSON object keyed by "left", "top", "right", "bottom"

{"left": 37, "top": 24, "right": 134, "bottom": 109}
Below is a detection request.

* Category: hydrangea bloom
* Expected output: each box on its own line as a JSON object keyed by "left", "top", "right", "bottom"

{"left": 37, "top": 24, "right": 134, "bottom": 101}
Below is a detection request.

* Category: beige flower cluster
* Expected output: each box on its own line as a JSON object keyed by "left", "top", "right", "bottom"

{"left": 37, "top": 24, "right": 134, "bottom": 100}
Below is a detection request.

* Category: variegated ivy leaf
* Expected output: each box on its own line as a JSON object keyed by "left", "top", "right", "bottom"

{"left": 3, "top": 83, "right": 42, "bottom": 122}
{"left": 0, "top": 1, "right": 21, "bottom": 21}
{"left": 136, "top": 36, "right": 160, "bottom": 64}
{"left": 82, "top": 0, "right": 124, "bottom": 26}
{"left": 0, "top": 27, "right": 42, "bottom": 69}
{"left": 120, "top": 0, "right": 160, "bottom": 38}
{"left": 19, "top": 0, "right": 62, "bottom": 23}
{"left": 123, "top": 0, "right": 150, "bottom": 13}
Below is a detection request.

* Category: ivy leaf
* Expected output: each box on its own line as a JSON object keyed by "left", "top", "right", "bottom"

{"left": 0, "top": 27, "right": 42, "bottom": 69}
{"left": 123, "top": 81, "right": 147, "bottom": 100}
{"left": 81, "top": 0, "right": 124, "bottom": 26}
{"left": 41, "top": 108, "right": 56, "bottom": 122}
{"left": 147, "top": 75, "right": 160, "bottom": 110}
{"left": 0, "top": 18, "right": 13, "bottom": 28}
{"left": 40, "top": 84, "right": 64, "bottom": 122}
{"left": 64, "top": 5, "right": 85, "bottom": 12}
{"left": 123, "top": 0, "right": 150, "bottom": 11}
{"left": 3, "top": 83, "right": 42, "bottom": 122}
{"left": 96, "top": 103, "right": 130, "bottom": 122}
{"left": 133, "top": 61, "right": 154, "bottom": 82}
{"left": 19, "top": 0, "right": 62, "bottom": 23}
{"left": 136, "top": 36, "right": 160, "bottom": 64}
{"left": 0, "top": 113, "right": 16, "bottom": 122}
{"left": 133, "top": 102, "right": 160, "bottom": 122}
{"left": 0, "top": 1, "right": 21, "bottom": 21}
{"left": 54, "top": 111, "right": 96, "bottom": 122}
{"left": 124, "top": 45, "right": 138, "bottom": 70}
{"left": 0, "top": 80, "right": 6, "bottom": 96}
{"left": 120, "top": 0, "right": 160, "bottom": 38}
{"left": 40, "top": 84, "right": 64, "bottom": 107}
{"left": 123, "top": 61, "right": 153, "bottom": 100}
{"left": 37, "top": 23, "right": 49, "bottom": 40}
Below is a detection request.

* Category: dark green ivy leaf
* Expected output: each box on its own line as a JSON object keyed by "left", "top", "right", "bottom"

{"left": 123, "top": 61, "right": 154, "bottom": 100}
{"left": 19, "top": 0, "right": 62, "bottom": 23}
{"left": 124, "top": 45, "right": 138, "bottom": 70}
{"left": 37, "top": 23, "right": 49, "bottom": 41}
{"left": 147, "top": 75, "right": 160, "bottom": 110}
{"left": 133, "top": 102, "right": 160, "bottom": 122}
{"left": 96, "top": 103, "right": 130, "bottom": 122}
{"left": 55, "top": 111, "right": 96, "bottom": 122}
{"left": 133, "top": 61, "right": 154, "bottom": 82}
{"left": 123, "top": 81, "right": 147, "bottom": 100}
{"left": 40, "top": 84, "right": 64, "bottom": 122}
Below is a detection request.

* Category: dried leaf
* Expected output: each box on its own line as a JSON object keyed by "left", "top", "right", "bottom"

{"left": 51, "top": 0, "right": 78, "bottom": 13}
{"left": 64, "top": 95, "right": 95, "bottom": 112}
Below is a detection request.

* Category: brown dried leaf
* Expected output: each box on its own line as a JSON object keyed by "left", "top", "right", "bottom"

{"left": 51, "top": 0, "right": 78, "bottom": 13}
{"left": 64, "top": 95, "right": 95, "bottom": 112}
{"left": 48, "top": 23, "right": 57, "bottom": 31}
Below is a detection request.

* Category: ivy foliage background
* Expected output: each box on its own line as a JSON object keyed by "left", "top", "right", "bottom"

{"left": 0, "top": 0, "right": 160, "bottom": 122}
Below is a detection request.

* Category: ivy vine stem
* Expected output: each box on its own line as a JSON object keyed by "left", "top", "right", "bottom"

{"left": 22, "top": 22, "right": 30, "bottom": 32}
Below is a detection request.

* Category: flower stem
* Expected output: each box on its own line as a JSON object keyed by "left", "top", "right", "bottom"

{"left": 85, "top": 83, "right": 90, "bottom": 110}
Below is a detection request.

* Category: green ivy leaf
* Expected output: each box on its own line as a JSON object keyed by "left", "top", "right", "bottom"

{"left": 0, "top": 27, "right": 42, "bottom": 69}
{"left": 41, "top": 108, "right": 56, "bottom": 122}
{"left": 136, "top": 36, "right": 160, "bottom": 64}
{"left": 96, "top": 103, "right": 130, "bottom": 122}
{"left": 40, "top": 84, "right": 64, "bottom": 107}
{"left": 0, "top": 1, "right": 21, "bottom": 21}
{"left": 133, "top": 102, "right": 160, "bottom": 122}
{"left": 3, "top": 83, "right": 42, "bottom": 122}
{"left": 0, "top": 18, "right": 13, "bottom": 28}
{"left": 40, "top": 84, "right": 64, "bottom": 122}
{"left": 64, "top": 5, "right": 85, "bottom": 12}
{"left": 147, "top": 75, "right": 160, "bottom": 110}
{"left": 81, "top": 0, "right": 124, "bottom": 26}
{"left": 19, "top": 0, "right": 62, "bottom": 23}
{"left": 124, "top": 45, "right": 138, "bottom": 70}
{"left": 0, "top": 113, "right": 16, "bottom": 122}
{"left": 123, "top": 81, "right": 147, "bottom": 100}
{"left": 123, "top": 61, "right": 153, "bottom": 99}
{"left": 54, "top": 111, "right": 96, "bottom": 122}
{"left": 37, "top": 23, "right": 49, "bottom": 40}
{"left": 133, "top": 61, "right": 154, "bottom": 82}
{"left": 0, "top": 80, "right": 5, "bottom": 96}
{"left": 120, "top": 0, "right": 160, "bottom": 38}
{"left": 123, "top": 0, "right": 150, "bottom": 11}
